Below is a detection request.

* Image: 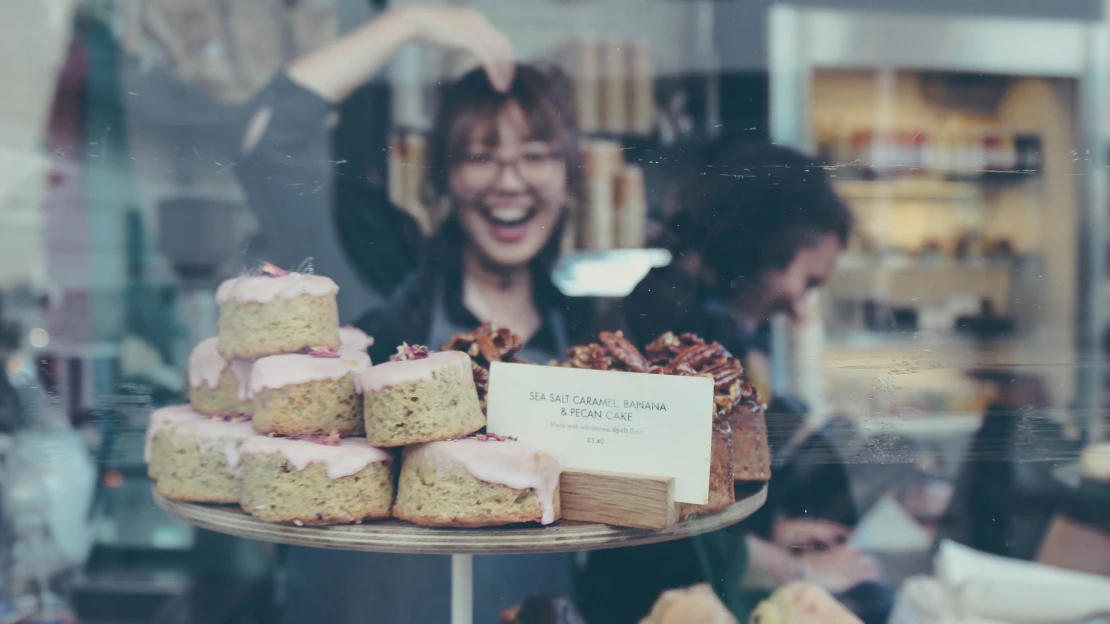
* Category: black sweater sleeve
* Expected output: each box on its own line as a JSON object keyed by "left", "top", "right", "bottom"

{"left": 234, "top": 72, "right": 420, "bottom": 302}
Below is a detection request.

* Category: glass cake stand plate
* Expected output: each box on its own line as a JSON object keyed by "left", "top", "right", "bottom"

{"left": 154, "top": 484, "right": 767, "bottom": 624}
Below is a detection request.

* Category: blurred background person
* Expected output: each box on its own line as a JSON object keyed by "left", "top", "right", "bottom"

{"left": 580, "top": 142, "right": 885, "bottom": 623}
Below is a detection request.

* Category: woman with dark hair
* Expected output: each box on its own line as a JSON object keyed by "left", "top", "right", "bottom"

{"left": 237, "top": 6, "right": 590, "bottom": 365}
{"left": 234, "top": 7, "right": 588, "bottom": 622}
{"left": 581, "top": 142, "right": 883, "bottom": 623}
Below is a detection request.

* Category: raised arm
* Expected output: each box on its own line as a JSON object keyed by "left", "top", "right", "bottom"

{"left": 233, "top": 6, "right": 514, "bottom": 310}
{"left": 241, "top": 7, "right": 514, "bottom": 155}
{"left": 287, "top": 6, "right": 513, "bottom": 105}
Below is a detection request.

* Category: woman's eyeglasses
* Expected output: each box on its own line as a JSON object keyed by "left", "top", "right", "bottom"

{"left": 458, "top": 150, "right": 566, "bottom": 189}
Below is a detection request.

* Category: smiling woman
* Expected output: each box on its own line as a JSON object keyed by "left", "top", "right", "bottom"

{"left": 236, "top": 8, "right": 595, "bottom": 367}
{"left": 232, "top": 6, "right": 595, "bottom": 623}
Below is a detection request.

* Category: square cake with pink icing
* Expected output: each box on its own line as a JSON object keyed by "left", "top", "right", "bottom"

{"left": 250, "top": 349, "right": 371, "bottom": 437}
{"left": 145, "top": 404, "right": 206, "bottom": 480}
{"left": 358, "top": 345, "right": 485, "bottom": 447}
{"left": 216, "top": 264, "right": 341, "bottom": 360}
{"left": 188, "top": 337, "right": 252, "bottom": 417}
{"left": 151, "top": 417, "right": 256, "bottom": 504}
{"left": 239, "top": 436, "right": 395, "bottom": 524}
{"left": 392, "top": 436, "right": 562, "bottom": 527}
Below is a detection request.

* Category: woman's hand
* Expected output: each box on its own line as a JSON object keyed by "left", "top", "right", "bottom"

{"left": 772, "top": 518, "right": 883, "bottom": 594}
{"left": 801, "top": 547, "right": 884, "bottom": 594}
{"left": 398, "top": 6, "right": 515, "bottom": 92}
{"left": 774, "top": 518, "right": 853, "bottom": 552}
{"left": 286, "top": 5, "right": 514, "bottom": 103}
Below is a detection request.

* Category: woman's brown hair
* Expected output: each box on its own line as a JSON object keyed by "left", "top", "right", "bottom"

{"left": 426, "top": 64, "right": 583, "bottom": 203}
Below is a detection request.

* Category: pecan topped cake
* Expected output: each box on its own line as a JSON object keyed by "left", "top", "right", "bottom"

{"left": 560, "top": 330, "right": 770, "bottom": 512}
{"left": 646, "top": 332, "right": 770, "bottom": 484}
{"left": 561, "top": 330, "right": 738, "bottom": 516}
{"left": 644, "top": 331, "right": 760, "bottom": 422}
{"left": 441, "top": 322, "right": 526, "bottom": 413}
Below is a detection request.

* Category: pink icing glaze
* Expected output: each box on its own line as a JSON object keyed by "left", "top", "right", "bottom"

{"left": 229, "top": 360, "right": 253, "bottom": 401}
{"left": 215, "top": 273, "right": 338, "bottom": 304}
{"left": 339, "top": 326, "right": 374, "bottom": 352}
{"left": 356, "top": 350, "right": 471, "bottom": 393}
{"left": 241, "top": 436, "right": 391, "bottom": 479}
{"left": 424, "top": 438, "right": 562, "bottom": 525}
{"left": 249, "top": 350, "right": 371, "bottom": 396}
{"left": 144, "top": 404, "right": 205, "bottom": 463}
{"left": 188, "top": 338, "right": 227, "bottom": 389}
{"left": 188, "top": 338, "right": 253, "bottom": 397}
{"left": 170, "top": 419, "right": 256, "bottom": 471}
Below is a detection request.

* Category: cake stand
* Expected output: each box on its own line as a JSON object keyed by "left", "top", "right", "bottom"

{"left": 155, "top": 484, "right": 767, "bottom": 624}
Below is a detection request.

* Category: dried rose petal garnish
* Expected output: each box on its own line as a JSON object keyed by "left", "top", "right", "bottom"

{"left": 300, "top": 346, "right": 341, "bottom": 358}
{"left": 452, "top": 432, "right": 516, "bottom": 442}
{"left": 390, "top": 343, "right": 431, "bottom": 362}
{"left": 290, "top": 431, "right": 342, "bottom": 446}
{"left": 260, "top": 261, "right": 290, "bottom": 277}
{"left": 211, "top": 412, "right": 252, "bottom": 422}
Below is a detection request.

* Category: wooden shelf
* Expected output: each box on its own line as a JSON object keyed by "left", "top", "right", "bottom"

{"left": 154, "top": 484, "right": 767, "bottom": 555}
{"left": 835, "top": 179, "right": 982, "bottom": 202}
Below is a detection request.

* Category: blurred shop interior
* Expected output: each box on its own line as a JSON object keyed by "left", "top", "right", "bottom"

{"left": 2, "top": 0, "right": 1110, "bottom": 622}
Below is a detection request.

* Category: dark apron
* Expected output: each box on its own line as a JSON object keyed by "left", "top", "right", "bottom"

{"left": 280, "top": 280, "right": 574, "bottom": 624}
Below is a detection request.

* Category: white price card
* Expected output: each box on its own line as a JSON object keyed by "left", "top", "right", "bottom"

{"left": 486, "top": 362, "right": 713, "bottom": 504}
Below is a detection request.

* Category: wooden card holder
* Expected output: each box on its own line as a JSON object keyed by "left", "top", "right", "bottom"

{"left": 559, "top": 468, "right": 678, "bottom": 530}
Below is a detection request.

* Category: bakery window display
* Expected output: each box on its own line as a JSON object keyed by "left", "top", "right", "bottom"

{"left": 358, "top": 344, "right": 486, "bottom": 447}
{"left": 149, "top": 263, "right": 764, "bottom": 555}
{"left": 239, "top": 436, "right": 395, "bottom": 525}
{"left": 149, "top": 268, "right": 770, "bottom": 624}
{"left": 249, "top": 348, "right": 371, "bottom": 437}
{"left": 393, "top": 434, "right": 562, "bottom": 527}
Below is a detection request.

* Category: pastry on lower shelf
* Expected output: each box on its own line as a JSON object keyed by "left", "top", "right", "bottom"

{"left": 216, "top": 264, "right": 340, "bottom": 360}
{"left": 250, "top": 349, "right": 371, "bottom": 437}
{"left": 679, "top": 421, "right": 735, "bottom": 520}
{"left": 239, "top": 436, "right": 395, "bottom": 525}
{"left": 750, "top": 582, "right": 862, "bottom": 624}
{"left": 392, "top": 436, "right": 561, "bottom": 527}
{"left": 499, "top": 597, "right": 587, "bottom": 624}
{"left": 188, "top": 337, "right": 252, "bottom": 417}
{"left": 152, "top": 419, "right": 256, "bottom": 504}
{"left": 729, "top": 402, "right": 770, "bottom": 483}
{"left": 639, "top": 583, "right": 738, "bottom": 624}
{"left": 339, "top": 325, "right": 373, "bottom": 352}
{"left": 145, "top": 404, "right": 206, "bottom": 480}
{"left": 358, "top": 346, "right": 485, "bottom": 447}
